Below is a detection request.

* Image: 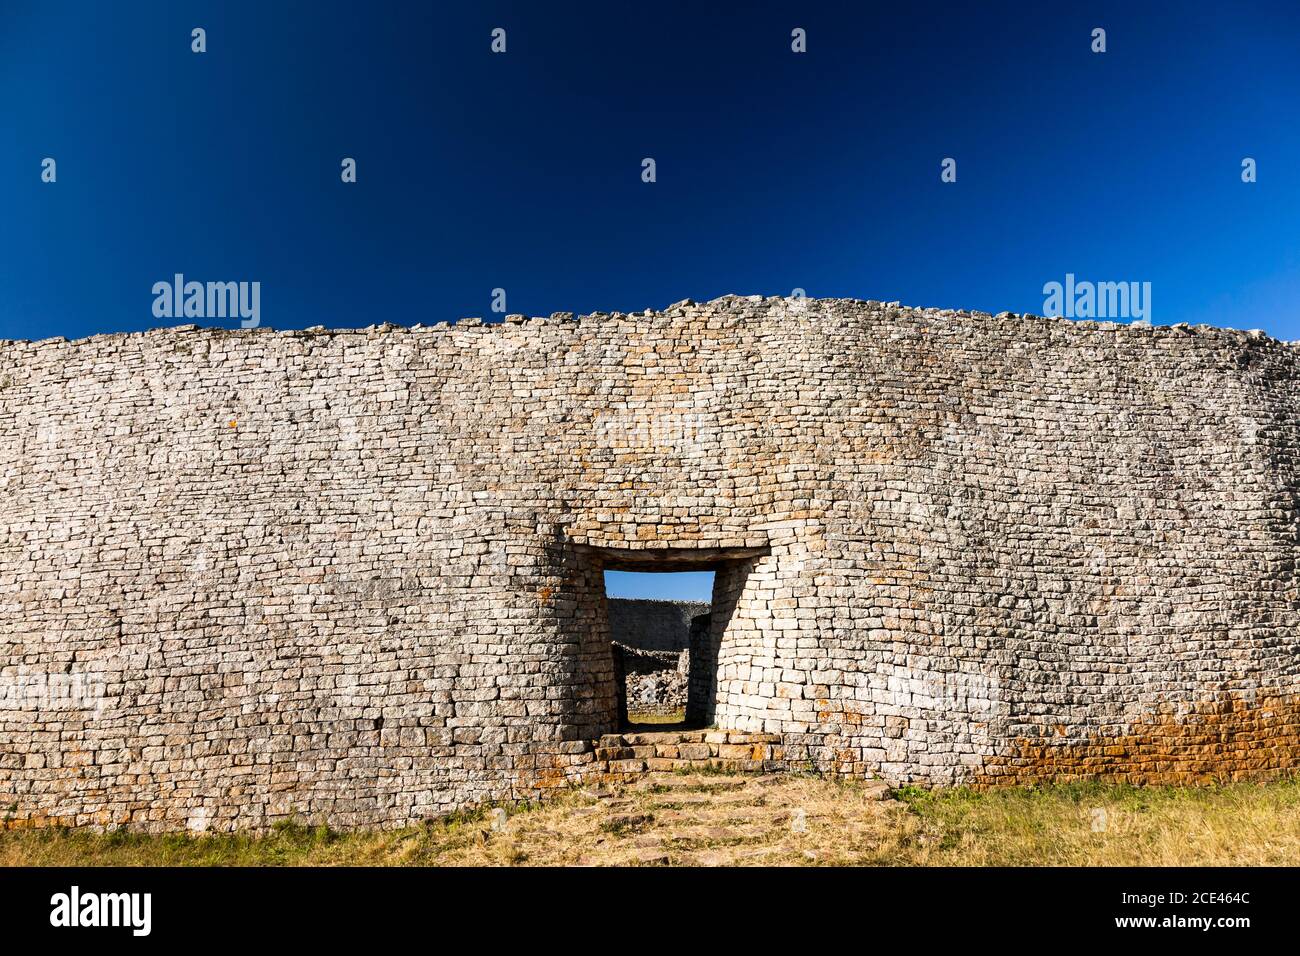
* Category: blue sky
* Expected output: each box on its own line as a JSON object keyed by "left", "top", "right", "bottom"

{"left": 605, "top": 570, "right": 714, "bottom": 602}
{"left": 4, "top": 1, "right": 1298, "bottom": 599}
{"left": 3, "top": 1, "right": 1298, "bottom": 343}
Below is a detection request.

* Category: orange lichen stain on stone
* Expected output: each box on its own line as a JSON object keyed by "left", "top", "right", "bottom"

{"left": 537, "top": 586, "right": 553, "bottom": 604}
{"left": 527, "top": 767, "right": 568, "bottom": 790}
{"left": 91, "top": 808, "right": 131, "bottom": 828}
{"left": 815, "top": 700, "right": 864, "bottom": 726}
{"left": 2, "top": 811, "right": 75, "bottom": 830}
{"left": 976, "top": 692, "right": 1300, "bottom": 788}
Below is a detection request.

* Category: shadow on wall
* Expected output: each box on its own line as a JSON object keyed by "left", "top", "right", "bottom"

{"left": 686, "top": 557, "right": 755, "bottom": 727}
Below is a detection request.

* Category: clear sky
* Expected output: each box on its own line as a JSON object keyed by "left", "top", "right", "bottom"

{"left": 4, "top": 1, "right": 1298, "bottom": 599}
{"left": 605, "top": 570, "right": 714, "bottom": 602}
{"left": 3, "top": 1, "right": 1297, "bottom": 342}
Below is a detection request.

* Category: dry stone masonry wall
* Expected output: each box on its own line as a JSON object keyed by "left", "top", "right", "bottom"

{"left": 609, "top": 599, "right": 707, "bottom": 718}
{"left": 3, "top": 296, "right": 1300, "bottom": 831}
{"left": 610, "top": 644, "right": 687, "bottom": 719}
{"left": 608, "top": 598, "right": 709, "bottom": 653}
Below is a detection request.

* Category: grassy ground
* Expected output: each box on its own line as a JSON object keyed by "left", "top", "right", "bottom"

{"left": 625, "top": 711, "right": 687, "bottom": 726}
{"left": 4, "top": 773, "right": 1298, "bottom": 866}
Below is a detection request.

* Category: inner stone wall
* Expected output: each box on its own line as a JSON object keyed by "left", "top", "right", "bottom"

{"left": 612, "top": 644, "right": 688, "bottom": 719}
{"left": 3, "top": 296, "right": 1300, "bottom": 831}
{"left": 608, "top": 599, "right": 709, "bottom": 652}
{"left": 608, "top": 599, "right": 706, "bottom": 719}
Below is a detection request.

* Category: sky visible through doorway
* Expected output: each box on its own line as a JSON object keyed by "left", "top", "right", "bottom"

{"left": 604, "top": 570, "right": 714, "bottom": 602}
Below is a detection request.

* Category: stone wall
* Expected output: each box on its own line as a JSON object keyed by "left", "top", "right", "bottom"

{"left": 3, "top": 295, "right": 1300, "bottom": 831}
{"left": 608, "top": 598, "right": 706, "bottom": 718}
{"left": 611, "top": 643, "right": 688, "bottom": 718}
{"left": 608, "top": 598, "right": 710, "bottom": 652}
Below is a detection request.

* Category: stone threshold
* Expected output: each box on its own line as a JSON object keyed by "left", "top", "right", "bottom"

{"left": 590, "top": 729, "right": 785, "bottom": 776}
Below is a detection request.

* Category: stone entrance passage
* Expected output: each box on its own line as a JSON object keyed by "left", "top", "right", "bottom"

{"left": 608, "top": 596, "right": 709, "bottom": 725}
{"left": 584, "top": 544, "right": 769, "bottom": 734}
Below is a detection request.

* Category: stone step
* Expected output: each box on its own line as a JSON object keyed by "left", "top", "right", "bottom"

{"left": 597, "top": 730, "right": 783, "bottom": 748}
{"left": 645, "top": 789, "right": 762, "bottom": 807}
{"left": 578, "top": 729, "right": 895, "bottom": 794}
{"left": 628, "top": 775, "right": 750, "bottom": 790}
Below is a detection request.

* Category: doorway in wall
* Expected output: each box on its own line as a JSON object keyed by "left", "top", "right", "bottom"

{"left": 604, "top": 569, "right": 713, "bottom": 728}
{"left": 585, "top": 543, "right": 768, "bottom": 733}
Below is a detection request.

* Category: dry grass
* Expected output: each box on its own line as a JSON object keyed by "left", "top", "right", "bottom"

{"left": 4, "top": 773, "right": 1298, "bottom": 866}
{"left": 897, "top": 778, "right": 1300, "bottom": 866}
{"left": 625, "top": 711, "right": 687, "bottom": 726}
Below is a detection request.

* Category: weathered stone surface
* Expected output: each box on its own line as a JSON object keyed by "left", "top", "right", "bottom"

{"left": 609, "top": 599, "right": 708, "bottom": 652}
{"left": 612, "top": 642, "right": 687, "bottom": 718}
{"left": 2, "top": 295, "right": 1300, "bottom": 830}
